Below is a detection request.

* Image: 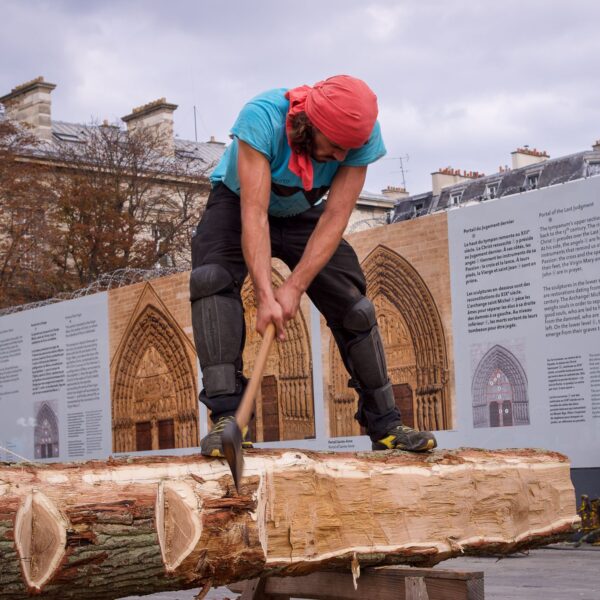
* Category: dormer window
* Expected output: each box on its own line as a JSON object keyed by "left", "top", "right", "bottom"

{"left": 53, "top": 132, "right": 82, "bottom": 143}
{"left": 483, "top": 183, "right": 499, "bottom": 200}
{"left": 525, "top": 173, "right": 540, "bottom": 190}
{"left": 450, "top": 191, "right": 463, "bottom": 205}
{"left": 175, "top": 149, "right": 197, "bottom": 160}
{"left": 586, "top": 162, "right": 600, "bottom": 177}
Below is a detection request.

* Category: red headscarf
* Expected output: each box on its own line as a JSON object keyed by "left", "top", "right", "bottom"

{"left": 285, "top": 75, "right": 379, "bottom": 190}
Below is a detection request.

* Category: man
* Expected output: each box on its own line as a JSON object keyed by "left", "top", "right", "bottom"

{"left": 190, "top": 75, "right": 437, "bottom": 456}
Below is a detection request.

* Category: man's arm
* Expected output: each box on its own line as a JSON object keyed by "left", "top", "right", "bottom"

{"left": 276, "top": 165, "right": 367, "bottom": 321}
{"left": 237, "top": 140, "right": 285, "bottom": 339}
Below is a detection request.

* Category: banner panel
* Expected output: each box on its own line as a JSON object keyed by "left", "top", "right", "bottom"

{"left": 0, "top": 293, "right": 111, "bottom": 461}
{"left": 447, "top": 176, "right": 600, "bottom": 467}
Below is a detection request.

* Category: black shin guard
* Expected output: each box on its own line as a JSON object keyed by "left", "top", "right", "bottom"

{"left": 336, "top": 296, "right": 402, "bottom": 438}
{"left": 190, "top": 264, "right": 244, "bottom": 399}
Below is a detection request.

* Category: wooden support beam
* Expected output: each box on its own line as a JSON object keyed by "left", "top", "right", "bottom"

{"left": 232, "top": 567, "right": 485, "bottom": 600}
{"left": 239, "top": 578, "right": 271, "bottom": 600}
{"left": 405, "top": 577, "right": 429, "bottom": 600}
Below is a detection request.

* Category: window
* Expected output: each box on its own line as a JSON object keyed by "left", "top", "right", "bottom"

{"left": 586, "top": 162, "right": 600, "bottom": 177}
{"left": 53, "top": 132, "right": 82, "bottom": 143}
{"left": 450, "top": 191, "right": 463, "bottom": 206}
{"left": 15, "top": 207, "right": 45, "bottom": 272}
{"left": 525, "top": 173, "right": 540, "bottom": 190}
{"left": 153, "top": 222, "right": 172, "bottom": 246}
{"left": 483, "top": 183, "right": 499, "bottom": 200}
{"left": 158, "top": 254, "right": 175, "bottom": 268}
{"left": 175, "top": 149, "right": 197, "bottom": 160}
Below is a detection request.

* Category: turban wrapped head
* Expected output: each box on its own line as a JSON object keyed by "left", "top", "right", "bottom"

{"left": 285, "top": 75, "right": 379, "bottom": 190}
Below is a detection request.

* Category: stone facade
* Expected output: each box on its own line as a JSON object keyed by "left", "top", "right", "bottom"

{"left": 109, "top": 273, "right": 199, "bottom": 453}
{"left": 107, "top": 264, "right": 316, "bottom": 450}
{"left": 324, "top": 212, "right": 455, "bottom": 436}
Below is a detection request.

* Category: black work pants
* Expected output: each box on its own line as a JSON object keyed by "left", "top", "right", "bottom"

{"left": 191, "top": 183, "right": 400, "bottom": 439}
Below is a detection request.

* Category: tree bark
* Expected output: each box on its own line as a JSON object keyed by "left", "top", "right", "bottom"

{"left": 0, "top": 448, "right": 579, "bottom": 599}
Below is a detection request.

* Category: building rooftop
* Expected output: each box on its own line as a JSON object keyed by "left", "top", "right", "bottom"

{"left": 391, "top": 149, "right": 600, "bottom": 223}
{"left": 356, "top": 189, "right": 397, "bottom": 209}
{"left": 51, "top": 120, "right": 225, "bottom": 166}
{"left": 0, "top": 114, "right": 226, "bottom": 178}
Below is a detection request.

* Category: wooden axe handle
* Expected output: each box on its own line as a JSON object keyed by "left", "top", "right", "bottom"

{"left": 235, "top": 322, "right": 276, "bottom": 431}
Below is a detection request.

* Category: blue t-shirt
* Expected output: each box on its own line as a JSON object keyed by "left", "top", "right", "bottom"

{"left": 210, "top": 88, "right": 386, "bottom": 217}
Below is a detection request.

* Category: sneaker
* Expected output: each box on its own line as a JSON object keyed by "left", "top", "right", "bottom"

{"left": 200, "top": 415, "right": 254, "bottom": 458}
{"left": 372, "top": 425, "right": 437, "bottom": 452}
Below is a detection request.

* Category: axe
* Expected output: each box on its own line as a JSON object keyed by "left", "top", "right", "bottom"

{"left": 221, "top": 322, "right": 276, "bottom": 493}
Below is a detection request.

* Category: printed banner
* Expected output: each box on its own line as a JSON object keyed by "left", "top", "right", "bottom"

{"left": 0, "top": 294, "right": 111, "bottom": 462}
{"left": 447, "top": 176, "right": 600, "bottom": 467}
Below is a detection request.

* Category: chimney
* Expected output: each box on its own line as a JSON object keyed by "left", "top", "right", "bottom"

{"left": 381, "top": 185, "right": 410, "bottom": 200}
{"left": 122, "top": 98, "right": 178, "bottom": 155}
{"left": 207, "top": 135, "right": 225, "bottom": 145}
{"left": 592, "top": 140, "right": 600, "bottom": 152}
{"left": 431, "top": 167, "right": 484, "bottom": 196}
{"left": 511, "top": 146, "right": 549, "bottom": 169}
{"left": 0, "top": 76, "right": 56, "bottom": 141}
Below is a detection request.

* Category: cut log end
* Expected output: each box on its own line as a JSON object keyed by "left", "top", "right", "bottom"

{"left": 156, "top": 480, "right": 202, "bottom": 572}
{"left": 14, "top": 491, "right": 67, "bottom": 591}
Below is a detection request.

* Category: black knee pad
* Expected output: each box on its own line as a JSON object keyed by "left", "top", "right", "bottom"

{"left": 340, "top": 296, "right": 389, "bottom": 390}
{"left": 342, "top": 296, "right": 377, "bottom": 333}
{"left": 190, "top": 263, "right": 235, "bottom": 301}
{"left": 189, "top": 264, "right": 243, "bottom": 397}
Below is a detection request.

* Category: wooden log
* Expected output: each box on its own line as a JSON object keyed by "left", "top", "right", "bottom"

{"left": 0, "top": 448, "right": 579, "bottom": 599}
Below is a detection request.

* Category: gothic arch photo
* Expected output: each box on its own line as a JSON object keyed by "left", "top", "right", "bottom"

{"left": 241, "top": 266, "right": 315, "bottom": 442}
{"left": 111, "top": 283, "right": 199, "bottom": 452}
{"left": 328, "top": 244, "right": 451, "bottom": 437}
{"left": 34, "top": 401, "right": 59, "bottom": 459}
{"left": 472, "top": 344, "right": 529, "bottom": 428}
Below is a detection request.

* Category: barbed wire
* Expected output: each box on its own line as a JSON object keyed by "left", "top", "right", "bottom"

{"left": 347, "top": 216, "right": 388, "bottom": 234}
{"left": 0, "top": 266, "right": 188, "bottom": 317}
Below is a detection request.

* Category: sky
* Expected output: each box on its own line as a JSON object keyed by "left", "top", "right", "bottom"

{"left": 1, "top": 0, "right": 600, "bottom": 195}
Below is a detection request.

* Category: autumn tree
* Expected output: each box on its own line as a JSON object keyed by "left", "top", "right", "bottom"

{"left": 0, "top": 115, "right": 213, "bottom": 308}
{"left": 0, "top": 119, "right": 54, "bottom": 308}
{"left": 47, "top": 121, "right": 211, "bottom": 290}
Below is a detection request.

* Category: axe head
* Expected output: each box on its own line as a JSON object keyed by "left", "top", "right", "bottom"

{"left": 221, "top": 419, "right": 244, "bottom": 493}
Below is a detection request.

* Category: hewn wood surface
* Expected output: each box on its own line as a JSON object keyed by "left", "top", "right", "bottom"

{"left": 0, "top": 448, "right": 580, "bottom": 599}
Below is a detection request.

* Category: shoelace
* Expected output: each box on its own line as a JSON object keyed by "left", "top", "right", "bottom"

{"left": 212, "top": 416, "right": 235, "bottom": 434}
{"left": 399, "top": 425, "right": 416, "bottom": 433}
{"left": 388, "top": 425, "right": 416, "bottom": 435}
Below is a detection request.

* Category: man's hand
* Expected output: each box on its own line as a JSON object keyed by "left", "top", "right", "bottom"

{"left": 256, "top": 294, "right": 286, "bottom": 341}
{"left": 274, "top": 278, "right": 304, "bottom": 325}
